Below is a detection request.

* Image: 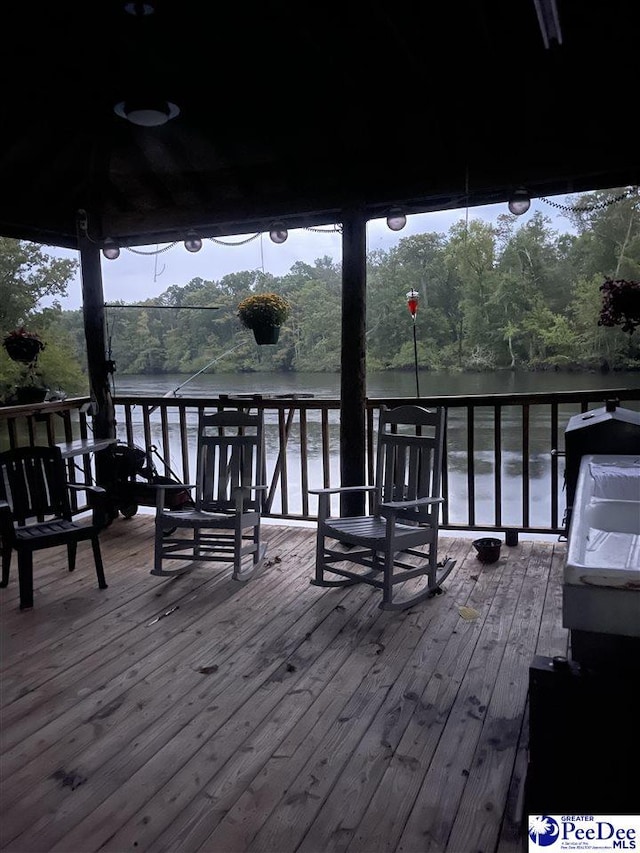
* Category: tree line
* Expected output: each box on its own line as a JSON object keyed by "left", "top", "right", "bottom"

{"left": 1, "top": 188, "right": 638, "bottom": 402}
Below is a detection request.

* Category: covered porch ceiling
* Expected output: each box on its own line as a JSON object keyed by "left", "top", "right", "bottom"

{"left": 0, "top": 0, "right": 637, "bottom": 252}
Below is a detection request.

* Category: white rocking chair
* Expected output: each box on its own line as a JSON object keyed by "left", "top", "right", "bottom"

{"left": 150, "top": 410, "right": 267, "bottom": 581}
{"left": 310, "top": 405, "right": 456, "bottom": 610}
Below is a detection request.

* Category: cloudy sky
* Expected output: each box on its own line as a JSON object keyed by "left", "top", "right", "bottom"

{"left": 45, "top": 196, "right": 576, "bottom": 311}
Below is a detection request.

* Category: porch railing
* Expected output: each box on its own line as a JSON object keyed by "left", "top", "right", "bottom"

{"left": 1, "top": 388, "right": 639, "bottom": 537}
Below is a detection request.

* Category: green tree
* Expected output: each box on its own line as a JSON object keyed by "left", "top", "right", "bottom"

{"left": 565, "top": 187, "right": 640, "bottom": 281}
{"left": 447, "top": 219, "right": 500, "bottom": 368}
{"left": 0, "top": 238, "right": 77, "bottom": 329}
{"left": 366, "top": 234, "right": 454, "bottom": 371}
{"left": 37, "top": 192, "right": 640, "bottom": 383}
{"left": 0, "top": 239, "right": 86, "bottom": 401}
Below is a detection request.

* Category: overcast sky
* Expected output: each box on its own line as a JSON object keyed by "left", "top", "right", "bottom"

{"left": 45, "top": 196, "right": 576, "bottom": 311}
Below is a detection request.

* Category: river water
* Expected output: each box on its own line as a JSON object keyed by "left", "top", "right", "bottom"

{"left": 111, "top": 368, "right": 640, "bottom": 399}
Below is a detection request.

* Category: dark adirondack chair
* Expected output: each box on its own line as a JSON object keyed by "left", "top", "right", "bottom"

{"left": 150, "top": 409, "right": 267, "bottom": 581}
{"left": 0, "top": 445, "right": 109, "bottom": 609}
{"left": 310, "top": 405, "right": 456, "bottom": 610}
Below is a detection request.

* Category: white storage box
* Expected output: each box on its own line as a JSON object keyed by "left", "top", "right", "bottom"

{"left": 563, "top": 454, "right": 640, "bottom": 641}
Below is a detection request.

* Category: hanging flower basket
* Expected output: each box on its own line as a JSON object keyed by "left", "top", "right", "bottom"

{"left": 237, "top": 293, "right": 290, "bottom": 345}
{"left": 3, "top": 327, "right": 46, "bottom": 363}
{"left": 252, "top": 324, "right": 281, "bottom": 345}
{"left": 598, "top": 279, "right": 640, "bottom": 334}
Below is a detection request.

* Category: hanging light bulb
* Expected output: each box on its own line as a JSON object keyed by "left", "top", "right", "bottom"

{"left": 269, "top": 223, "right": 288, "bottom": 244}
{"left": 102, "top": 239, "right": 120, "bottom": 260}
{"left": 386, "top": 208, "right": 407, "bottom": 231}
{"left": 508, "top": 187, "right": 531, "bottom": 216}
{"left": 406, "top": 289, "right": 419, "bottom": 319}
{"left": 184, "top": 230, "right": 203, "bottom": 252}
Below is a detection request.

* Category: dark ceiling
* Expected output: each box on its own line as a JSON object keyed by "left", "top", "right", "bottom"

{"left": 0, "top": 0, "right": 637, "bottom": 251}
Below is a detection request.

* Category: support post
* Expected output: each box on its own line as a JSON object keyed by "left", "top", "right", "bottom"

{"left": 78, "top": 219, "right": 116, "bottom": 489}
{"left": 340, "top": 208, "right": 367, "bottom": 516}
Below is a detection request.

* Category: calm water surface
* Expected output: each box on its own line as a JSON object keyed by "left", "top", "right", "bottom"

{"left": 112, "top": 369, "right": 640, "bottom": 399}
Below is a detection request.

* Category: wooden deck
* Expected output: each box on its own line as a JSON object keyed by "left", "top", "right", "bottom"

{"left": 0, "top": 516, "right": 568, "bottom": 853}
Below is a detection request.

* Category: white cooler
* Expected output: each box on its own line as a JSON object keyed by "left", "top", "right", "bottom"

{"left": 563, "top": 453, "right": 640, "bottom": 670}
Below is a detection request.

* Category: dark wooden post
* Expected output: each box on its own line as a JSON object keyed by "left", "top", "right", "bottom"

{"left": 340, "top": 208, "right": 367, "bottom": 515}
{"left": 78, "top": 222, "right": 116, "bottom": 488}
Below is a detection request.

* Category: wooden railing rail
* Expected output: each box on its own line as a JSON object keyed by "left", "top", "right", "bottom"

{"left": 1, "top": 388, "right": 639, "bottom": 537}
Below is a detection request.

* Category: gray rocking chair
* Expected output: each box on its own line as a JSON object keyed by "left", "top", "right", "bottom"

{"left": 310, "top": 405, "right": 456, "bottom": 610}
{"left": 150, "top": 409, "right": 267, "bottom": 581}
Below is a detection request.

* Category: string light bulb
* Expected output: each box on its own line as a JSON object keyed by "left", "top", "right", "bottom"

{"left": 508, "top": 187, "right": 531, "bottom": 216}
{"left": 184, "top": 231, "right": 203, "bottom": 252}
{"left": 269, "top": 223, "right": 289, "bottom": 244}
{"left": 102, "top": 239, "right": 120, "bottom": 260}
{"left": 386, "top": 208, "right": 407, "bottom": 231}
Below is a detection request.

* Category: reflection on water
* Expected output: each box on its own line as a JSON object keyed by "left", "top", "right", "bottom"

{"left": 112, "top": 368, "right": 640, "bottom": 400}
{"left": 113, "top": 370, "right": 639, "bottom": 528}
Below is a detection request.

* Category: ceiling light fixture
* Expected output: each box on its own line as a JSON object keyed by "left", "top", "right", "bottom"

{"left": 114, "top": 100, "right": 180, "bottom": 127}
{"left": 386, "top": 208, "right": 407, "bottom": 231}
{"left": 508, "top": 187, "right": 531, "bottom": 216}
{"left": 124, "top": 2, "right": 155, "bottom": 15}
{"left": 269, "top": 223, "right": 289, "bottom": 244}
{"left": 102, "top": 239, "right": 121, "bottom": 260}
{"left": 184, "top": 231, "right": 203, "bottom": 252}
{"left": 532, "top": 0, "right": 563, "bottom": 49}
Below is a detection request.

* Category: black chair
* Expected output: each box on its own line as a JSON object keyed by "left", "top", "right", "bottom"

{"left": 0, "top": 445, "right": 109, "bottom": 609}
{"left": 150, "top": 409, "right": 267, "bottom": 581}
{"left": 310, "top": 405, "right": 456, "bottom": 610}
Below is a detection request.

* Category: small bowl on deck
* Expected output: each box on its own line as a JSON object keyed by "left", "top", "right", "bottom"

{"left": 473, "top": 537, "right": 502, "bottom": 564}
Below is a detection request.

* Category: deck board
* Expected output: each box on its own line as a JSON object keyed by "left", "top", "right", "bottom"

{"left": 1, "top": 516, "right": 568, "bottom": 853}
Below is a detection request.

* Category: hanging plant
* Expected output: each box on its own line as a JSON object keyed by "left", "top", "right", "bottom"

{"left": 237, "top": 293, "right": 290, "bottom": 345}
{"left": 598, "top": 279, "right": 640, "bottom": 334}
{"left": 3, "top": 327, "right": 46, "bottom": 363}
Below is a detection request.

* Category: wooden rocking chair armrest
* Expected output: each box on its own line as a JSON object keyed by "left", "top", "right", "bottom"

{"left": 231, "top": 484, "right": 267, "bottom": 513}
{"left": 151, "top": 483, "right": 197, "bottom": 509}
{"left": 311, "top": 485, "right": 378, "bottom": 522}
{"left": 378, "top": 496, "right": 444, "bottom": 516}
{"left": 309, "top": 485, "right": 376, "bottom": 496}
{"left": 230, "top": 484, "right": 267, "bottom": 497}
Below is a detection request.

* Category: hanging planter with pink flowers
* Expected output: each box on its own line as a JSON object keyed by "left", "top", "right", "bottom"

{"left": 3, "top": 327, "right": 46, "bottom": 363}
{"left": 598, "top": 279, "right": 640, "bottom": 334}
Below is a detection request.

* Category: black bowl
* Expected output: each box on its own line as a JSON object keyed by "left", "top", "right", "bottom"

{"left": 473, "top": 537, "right": 502, "bottom": 564}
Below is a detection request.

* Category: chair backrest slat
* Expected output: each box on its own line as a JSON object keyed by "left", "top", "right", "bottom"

{"left": 374, "top": 406, "right": 445, "bottom": 522}
{"left": 196, "top": 411, "right": 264, "bottom": 512}
{"left": 0, "top": 446, "right": 70, "bottom": 525}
